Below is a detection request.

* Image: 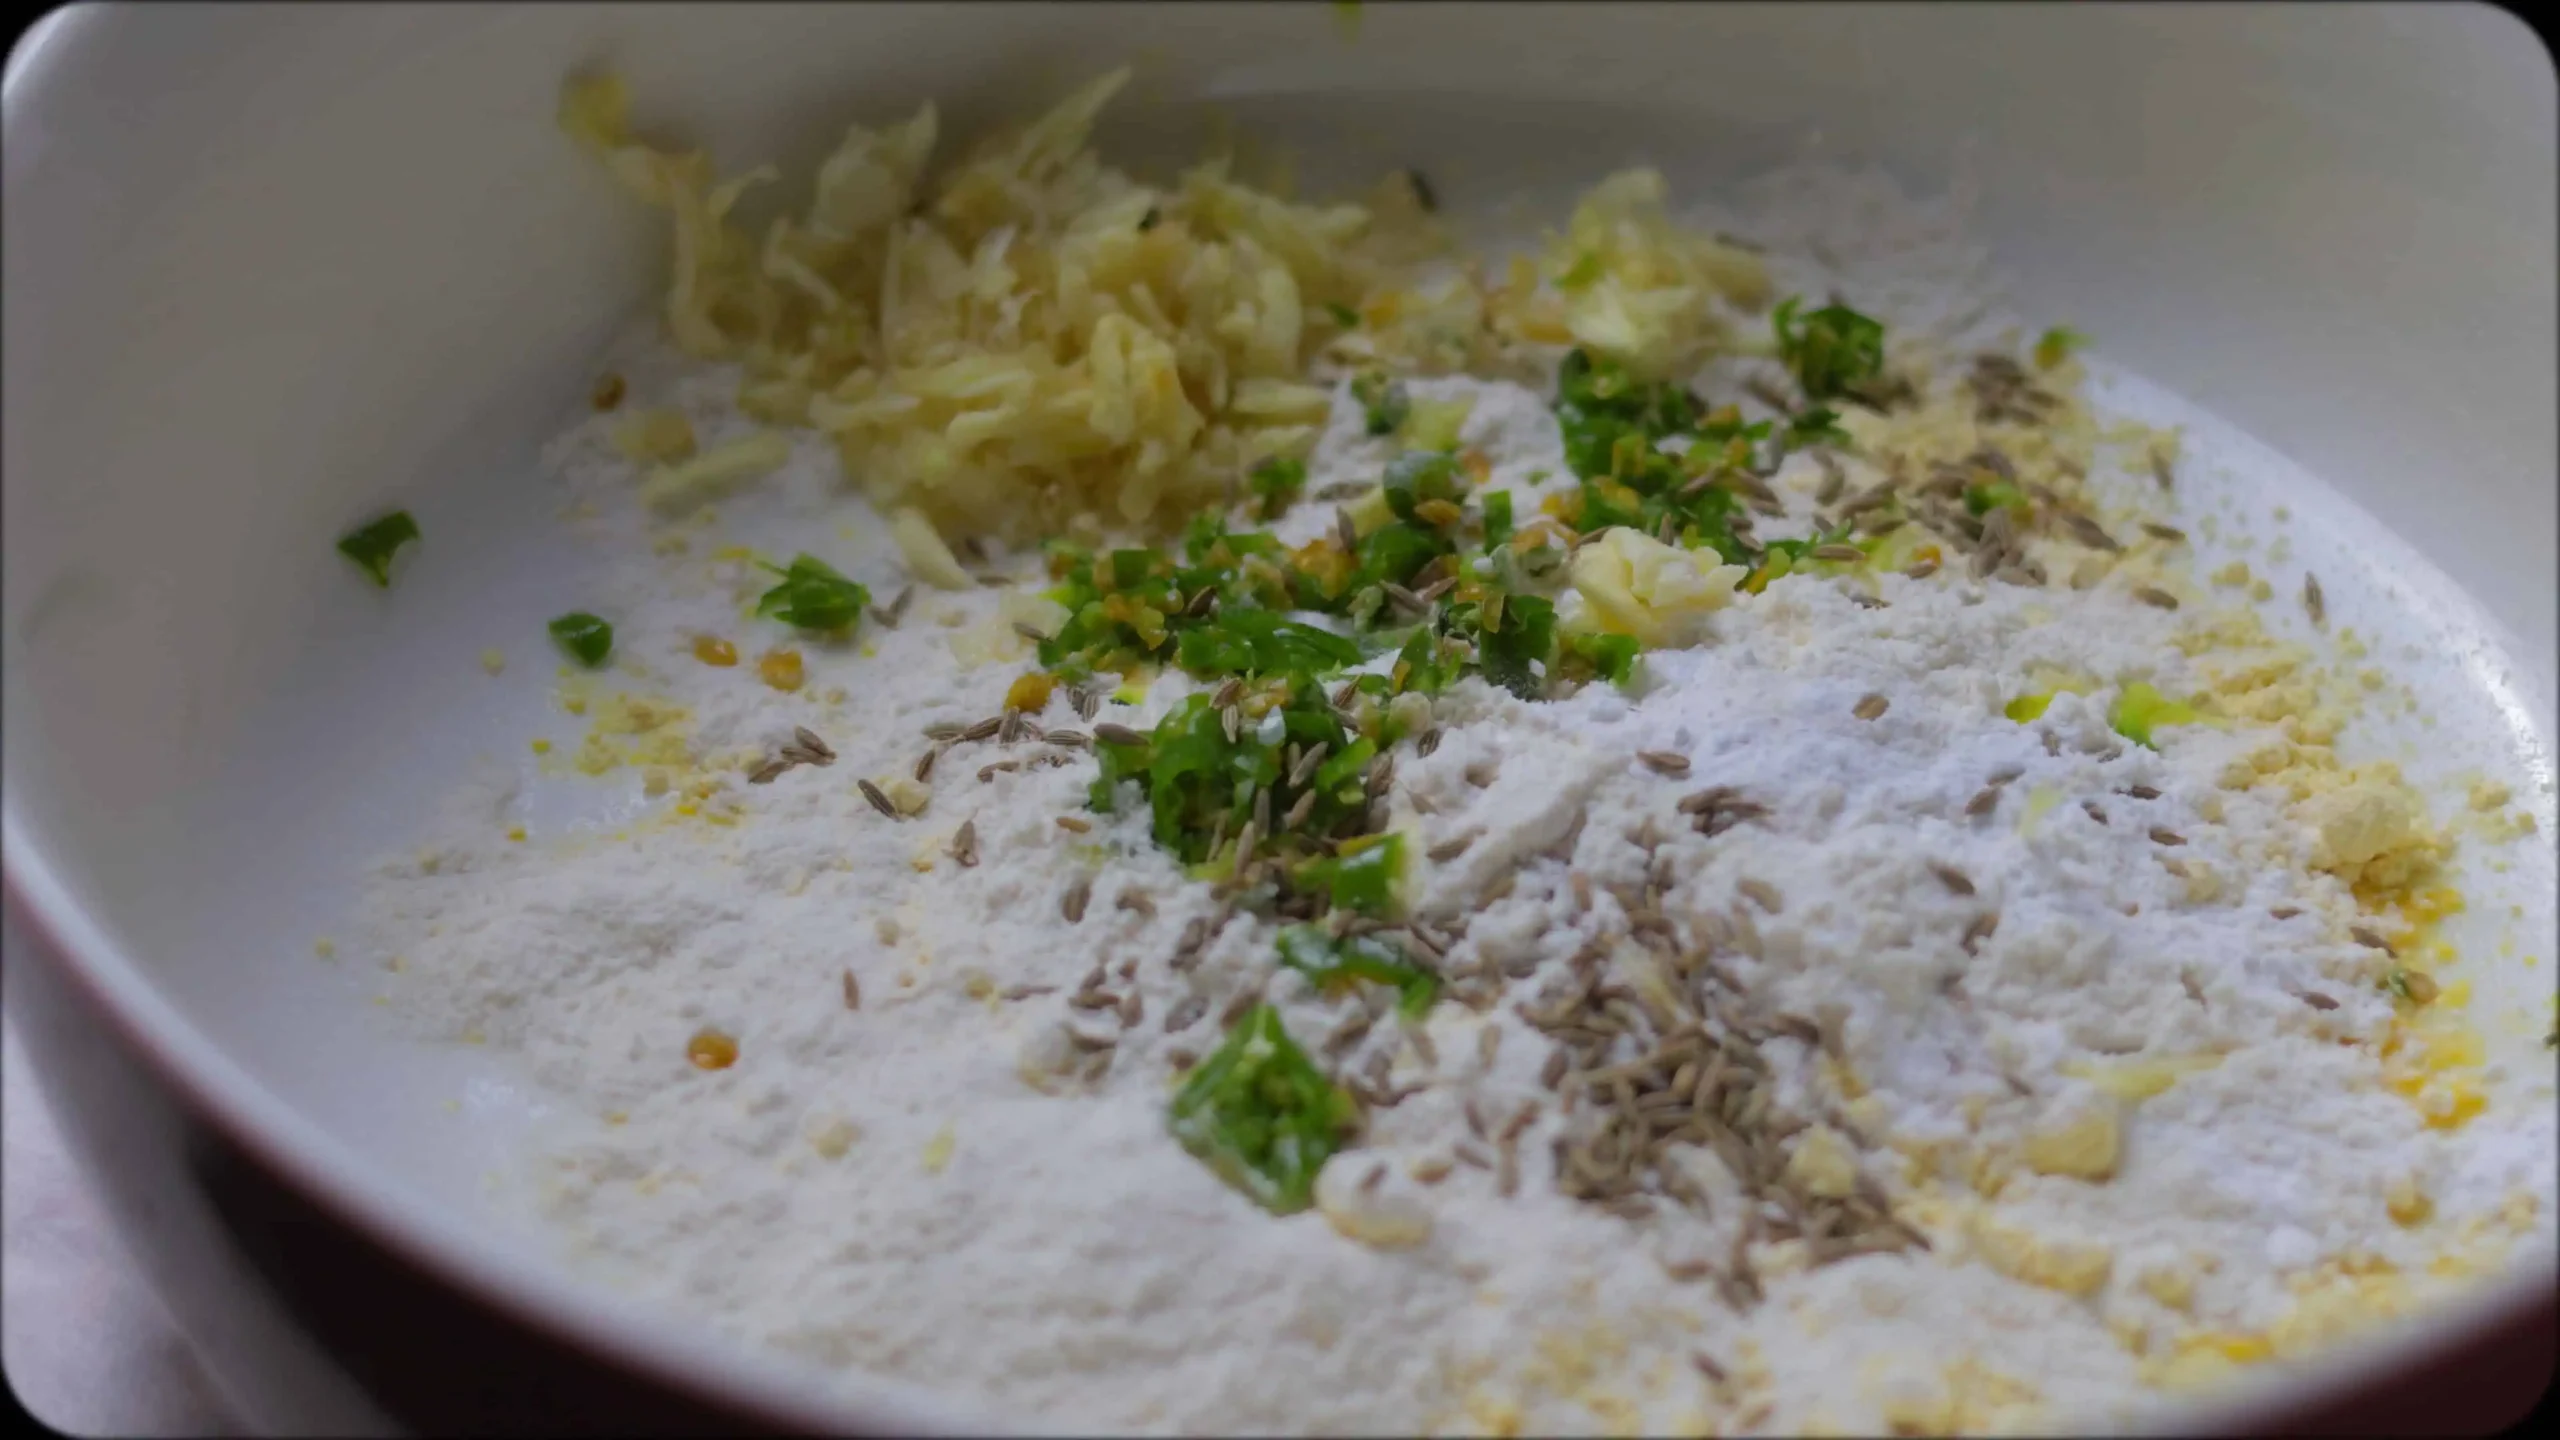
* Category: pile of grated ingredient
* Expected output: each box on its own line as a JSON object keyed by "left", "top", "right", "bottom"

{"left": 357, "top": 74, "right": 2554, "bottom": 1437}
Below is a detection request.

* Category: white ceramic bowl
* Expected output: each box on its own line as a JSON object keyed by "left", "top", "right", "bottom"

{"left": 6, "top": 4, "right": 2552, "bottom": 1431}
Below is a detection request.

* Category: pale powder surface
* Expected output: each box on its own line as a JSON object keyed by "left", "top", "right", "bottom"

{"left": 361, "top": 166, "right": 2554, "bottom": 1435}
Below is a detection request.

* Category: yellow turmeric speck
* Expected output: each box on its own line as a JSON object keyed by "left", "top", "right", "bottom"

{"left": 758, "top": 648, "right": 805, "bottom": 692}
{"left": 1005, "top": 671, "right": 1056, "bottom": 714}
{"left": 692, "top": 634, "right": 738, "bottom": 667}
{"left": 686, "top": 1028, "right": 739, "bottom": 1070}
{"left": 530, "top": 737, "right": 553, "bottom": 755}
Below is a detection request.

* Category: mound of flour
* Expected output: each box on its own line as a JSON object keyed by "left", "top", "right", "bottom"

{"left": 360, "top": 164, "right": 2553, "bottom": 1435}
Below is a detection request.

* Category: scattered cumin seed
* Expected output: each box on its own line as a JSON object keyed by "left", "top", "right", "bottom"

{"left": 2270, "top": 905, "right": 2302, "bottom": 920}
{"left": 2302, "top": 572, "right": 2327, "bottom": 628}
{"left": 841, "top": 969, "right": 861, "bottom": 1010}
{"left": 1416, "top": 727, "right": 1442, "bottom": 758}
{"left": 1054, "top": 814, "right": 1092, "bottom": 835}
{"left": 1060, "top": 878, "right": 1091, "bottom": 923}
{"left": 2141, "top": 522, "right": 2187, "bottom": 543}
{"left": 1961, "top": 911, "right": 2000, "bottom": 954}
{"left": 1221, "top": 705, "right": 1242, "bottom": 744}
{"left": 2148, "top": 826, "right": 2186, "bottom": 847}
{"left": 1336, "top": 507, "right": 1360, "bottom": 553}
{"left": 2300, "top": 991, "right": 2340, "bottom": 1011}
{"left": 1117, "top": 990, "right": 1144, "bottom": 1027}
{"left": 1965, "top": 787, "right": 2001, "bottom": 817}
{"left": 912, "top": 748, "right": 940, "bottom": 783}
{"left": 1428, "top": 834, "right": 1472, "bottom": 863}
{"left": 2150, "top": 452, "right": 2176, "bottom": 489}
{"left": 1852, "top": 692, "right": 1890, "bottom": 721}
{"left": 1691, "top": 1351, "right": 1729, "bottom": 1383}
{"left": 1091, "top": 723, "right": 1147, "bottom": 747}
{"left": 876, "top": 584, "right": 914, "bottom": 628}
{"left": 923, "top": 720, "right": 967, "bottom": 742}
{"left": 2083, "top": 800, "right": 2109, "bottom": 824}
{"left": 2351, "top": 924, "right": 2396, "bottom": 954}
{"left": 1045, "top": 729, "right": 1090, "bottom": 750}
{"left": 961, "top": 716, "right": 1003, "bottom": 743}
{"left": 1542, "top": 1048, "right": 1571, "bottom": 1089}
{"left": 1929, "top": 862, "right": 1975, "bottom": 896}
{"left": 1637, "top": 749, "right": 1692, "bottom": 778}
{"left": 748, "top": 758, "right": 792, "bottom": 785}
{"left": 2134, "top": 586, "right": 2181, "bottom": 610}
{"left": 999, "top": 983, "right": 1056, "bottom": 1001}
{"left": 1903, "top": 555, "right": 1941, "bottom": 579}
{"left": 857, "top": 779, "right": 897, "bottom": 818}
{"left": 1411, "top": 1155, "right": 1454, "bottom": 1185}
{"left": 2121, "top": 784, "right": 2161, "bottom": 800}
{"left": 1117, "top": 889, "right": 1157, "bottom": 919}
{"left": 1283, "top": 790, "right": 1317, "bottom": 830}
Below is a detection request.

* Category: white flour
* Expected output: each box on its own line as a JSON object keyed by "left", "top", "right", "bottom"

{"left": 362, "top": 166, "right": 2554, "bottom": 1435}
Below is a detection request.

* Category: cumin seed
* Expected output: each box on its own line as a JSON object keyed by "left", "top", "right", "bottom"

{"left": 1092, "top": 723, "right": 1147, "bottom": 747}
{"left": 1637, "top": 750, "right": 1691, "bottom": 778}
{"left": 2302, "top": 572, "right": 2327, "bottom": 628}
{"left": 1929, "top": 862, "right": 1975, "bottom": 896}
{"left": 2134, "top": 585, "right": 2181, "bottom": 610}
{"left": 1852, "top": 692, "right": 1889, "bottom": 721}
{"left": 1060, "top": 877, "right": 1091, "bottom": 923}
{"left": 841, "top": 969, "right": 861, "bottom": 1010}
{"left": 857, "top": 779, "right": 897, "bottom": 818}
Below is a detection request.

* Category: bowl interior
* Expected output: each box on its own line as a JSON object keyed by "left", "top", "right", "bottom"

{"left": 6, "top": 3, "right": 2552, "bottom": 1429}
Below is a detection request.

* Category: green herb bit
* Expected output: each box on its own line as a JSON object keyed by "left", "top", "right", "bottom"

{"left": 1382, "top": 451, "right": 1466, "bottom": 527}
{"left": 1249, "top": 456, "right": 1308, "bottom": 519}
{"left": 1277, "top": 923, "right": 1438, "bottom": 1018}
{"left": 1772, "top": 296, "right": 1887, "bottom": 401}
{"left": 1963, "top": 480, "right": 2029, "bottom": 516}
{"left": 1469, "top": 591, "right": 1558, "bottom": 701}
{"left": 2033, "top": 325, "right": 2088, "bottom": 370}
{"left": 1292, "top": 833, "right": 1407, "bottom": 917}
{"left": 1325, "top": 302, "right": 1360, "bottom": 328}
{"left": 1553, "top": 348, "right": 1702, "bottom": 482}
{"left": 2004, "top": 691, "right": 2056, "bottom": 723}
{"left": 1481, "top": 490, "right": 1515, "bottom": 550}
{"left": 1558, "top": 631, "right": 1641, "bottom": 687}
{"left": 1782, "top": 405, "right": 1852, "bottom": 450}
{"left": 337, "top": 510, "right": 420, "bottom": 587}
{"left": 1173, "top": 608, "right": 1362, "bottom": 680}
{"left": 755, "top": 553, "right": 870, "bottom": 633}
{"left": 1351, "top": 370, "right": 1410, "bottom": 436}
{"left": 1090, "top": 680, "right": 1369, "bottom": 865}
{"left": 1556, "top": 251, "right": 1604, "bottom": 291}
{"left": 2109, "top": 681, "right": 2198, "bottom": 749}
{"left": 548, "top": 611, "right": 614, "bottom": 668}
{"left": 1168, "top": 1003, "right": 1362, "bottom": 1214}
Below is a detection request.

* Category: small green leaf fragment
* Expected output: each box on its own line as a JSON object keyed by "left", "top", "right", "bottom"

{"left": 1249, "top": 456, "right": 1308, "bottom": 519}
{"left": 2109, "top": 681, "right": 2198, "bottom": 748}
{"left": 2033, "top": 325, "right": 2088, "bottom": 370}
{"left": 1168, "top": 1003, "right": 1361, "bottom": 1214}
{"left": 1350, "top": 370, "right": 1410, "bottom": 436}
{"left": 2004, "top": 692, "right": 2055, "bottom": 723}
{"left": 548, "top": 611, "right": 614, "bottom": 668}
{"left": 337, "top": 510, "right": 420, "bottom": 587}
{"left": 755, "top": 553, "right": 870, "bottom": 633}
